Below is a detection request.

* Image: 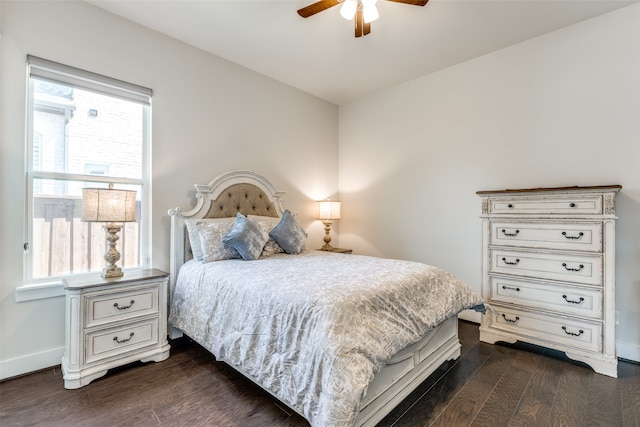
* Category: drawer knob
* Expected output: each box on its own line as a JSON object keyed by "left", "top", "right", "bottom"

{"left": 562, "top": 326, "right": 584, "bottom": 337}
{"left": 501, "top": 314, "right": 520, "bottom": 323}
{"left": 562, "top": 295, "right": 585, "bottom": 305}
{"left": 501, "top": 229, "right": 520, "bottom": 237}
{"left": 569, "top": 202, "right": 576, "bottom": 208}
{"left": 114, "top": 300, "right": 135, "bottom": 310}
{"left": 562, "top": 231, "right": 584, "bottom": 240}
{"left": 502, "top": 285, "right": 521, "bottom": 292}
{"left": 562, "top": 263, "right": 584, "bottom": 272}
{"left": 502, "top": 257, "right": 520, "bottom": 266}
{"left": 113, "top": 332, "right": 134, "bottom": 344}
{"left": 507, "top": 204, "right": 514, "bottom": 208}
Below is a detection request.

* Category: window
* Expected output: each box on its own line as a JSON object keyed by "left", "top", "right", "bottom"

{"left": 25, "top": 56, "right": 152, "bottom": 283}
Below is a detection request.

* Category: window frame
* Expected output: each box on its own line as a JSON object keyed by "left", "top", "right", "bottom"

{"left": 23, "top": 56, "right": 153, "bottom": 287}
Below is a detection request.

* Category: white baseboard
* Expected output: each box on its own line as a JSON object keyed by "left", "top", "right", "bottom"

{"left": 458, "top": 309, "right": 482, "bottom": 324}
{"left": 617, "top": 341, "right": 640, "bottom": 363}
{"left": 0, "top": 346, "right": 64, "bottom": 381}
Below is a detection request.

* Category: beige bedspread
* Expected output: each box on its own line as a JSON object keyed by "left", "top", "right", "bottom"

{"left": 169, "top": 251, "right": 483, "bottom": 427}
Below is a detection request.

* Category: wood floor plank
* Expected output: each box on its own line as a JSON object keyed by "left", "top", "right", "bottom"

{"left": 507, "top": 355, "right": 565, "bottom": 427}
{"left": 469, "top": 368, "right": 531, "bottom": 427}
{"left": 585, "top": 370, "right": 623, "bottom": 426}
{"left": 469, "top": 349, "right": 540, "bottom": 427}
{"left": 547, "top": 362, "right": 592, "bottom": 427}
{"left": 428, "top": 345, "right": 515, "bottom": 427}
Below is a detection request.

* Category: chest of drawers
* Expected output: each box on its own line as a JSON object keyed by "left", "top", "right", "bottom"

{"left": 61, "top": 269, "right": 171, "bottom": 388}
{"left": 477, "top": 186, "right": 620, "bottom": 377}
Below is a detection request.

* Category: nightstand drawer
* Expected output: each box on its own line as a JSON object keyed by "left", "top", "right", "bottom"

{"left": 489, "top": 276, "right": 602, "bottom": 319}
{"left": 491, "top": 306, "right": 602, "bottom": 353}
{"left": 488, "top": 195, "right": 603, "bottom": 215}
{"left": 86, "top": 285, "right": 159, "bottom": 328}
{"left": 490, "top": 221, "right": 602, "bottom": 252}
{"left": 490, "top": 249, "right": 602, "bottom": 285}
{"left": 85, "top": 319, "right": 159, "bottom": 365}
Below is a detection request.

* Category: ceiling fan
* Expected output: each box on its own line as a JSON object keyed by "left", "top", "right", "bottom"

{"left": 297, "top": 0, "right": 429, "bottom": 38}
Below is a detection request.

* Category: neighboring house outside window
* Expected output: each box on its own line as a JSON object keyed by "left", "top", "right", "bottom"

{"left": 25, "top": 56, "right": 152, "bottom": 283}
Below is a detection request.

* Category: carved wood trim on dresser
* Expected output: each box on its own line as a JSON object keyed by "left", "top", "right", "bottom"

{"left": 476, "top": 185, "right": 621, "bottom": 377}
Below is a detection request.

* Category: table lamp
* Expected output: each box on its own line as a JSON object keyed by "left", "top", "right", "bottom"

{"left": 318, "top": 200, "right": 341, "bottom": 251}
{"left": 82, "top": 183, "right": 137, "bottom": 278}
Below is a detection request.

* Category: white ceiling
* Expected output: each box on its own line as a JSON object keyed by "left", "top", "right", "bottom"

{"left": 86, "top": 0, "right": 637, "bottom": 105}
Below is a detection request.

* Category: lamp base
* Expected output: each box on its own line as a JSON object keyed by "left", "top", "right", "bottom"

{"left": 101, "top": 266, "right": 123, "bottom": 279}
{"left": 319, "top": 242, "right": 335, "bottom": 251}
{"left": 102, "top": 223, "right": 124, "bottom": 279}
{"left": 321, "top": 220, "right": 335, "bottom": 251}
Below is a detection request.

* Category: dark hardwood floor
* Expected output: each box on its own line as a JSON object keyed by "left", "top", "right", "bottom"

{"left": 2, "top": 321, "right": 639, "bottom": 427}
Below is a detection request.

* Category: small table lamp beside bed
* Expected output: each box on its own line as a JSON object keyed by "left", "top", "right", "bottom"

{"left": 168, "top": 170, "right": 484, "bottom": 427}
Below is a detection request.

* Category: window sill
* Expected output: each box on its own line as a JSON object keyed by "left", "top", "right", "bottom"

{"left": 15, "top": 281, "right": 65, "bottom": 302}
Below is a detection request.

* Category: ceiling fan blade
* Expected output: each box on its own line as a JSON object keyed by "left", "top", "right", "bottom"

{"left": 386, "top": 0, "right": 429, "bottom": 6}
{"left": 297, "top": 0, "right": 341, "bottom": 18}
{"left": 354, "top": 9, "right": 371, "bottom": 38}
{"left": 355, "top": 8, "right": 363, "bottom": 37}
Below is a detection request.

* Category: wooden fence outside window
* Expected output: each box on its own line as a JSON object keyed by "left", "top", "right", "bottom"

{"left": 32, "top": 196, "right": 140, "bottom": 278}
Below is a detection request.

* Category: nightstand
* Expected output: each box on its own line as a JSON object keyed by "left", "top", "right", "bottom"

{"left": 317, "top": 247, "right": 353, "bottom": 254}
{"left": 61, "top": 269, "right": 171, "bottom": 389}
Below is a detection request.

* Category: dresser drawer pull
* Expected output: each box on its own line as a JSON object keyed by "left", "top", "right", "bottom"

{"left": 562, "top": 326, "right": 584, "bottom": 337}
{"left": 501, "top": 314, "right": 520, "bottom": 323}
{"left": 501, "top": 229, "right": 520, "bottom": 237}
{"left": 562, "top": 295, "right": 585, "bottom": 304}
{"left": 507, "top": 204, "right": 514, "bottom": 208}
{"left": 502, "top": 257, "right": 520, "bottom": 266}
{"left": 502, "top": 285, "right": 520, "bottom": 292}
{"left": 562, "top": 231, "right": 584, "bottom": 240}
{"left": 569, "top": 202, "right": 576, "bottom": 208}
{"left": 113, "top": 332, "right": 134, "bottom": 344}
{"left": 114, "top": 300, "right": 135, "bottom": 310}
{"left": 562, "top": 263, "right": 584, "bottom": 272}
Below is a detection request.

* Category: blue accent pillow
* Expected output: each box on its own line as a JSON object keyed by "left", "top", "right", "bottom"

{"left": 269, "top": 210, "right": 307, "bottom": 255}
{"left": 222, "top": 213, "right": 269, "bottom": 260}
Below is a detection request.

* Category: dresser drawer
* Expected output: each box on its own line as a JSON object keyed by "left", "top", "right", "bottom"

{"left": 489, "top": 276, "right": 602, "bottom": 319}
{"left": 488, "top": 195, "right": 602, "bottom": 215}
{"left": 85, "top": 285, "right": 159, "bottom": 328}
{"left": 491, "top": 249, "right": 602, "bottom": 285}
{"left": 491, "top": 306, "right": 601, "bottom": 353}
{"left": 85, "top": 318, "right": 159, "bottom": 365}
{"left": 490, "top": 221, "right": 602, "bottom": 252}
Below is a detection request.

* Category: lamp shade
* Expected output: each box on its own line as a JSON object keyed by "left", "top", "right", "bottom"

{"left": 318, "top": 200, "right": 341, "bottom": 220}
{"left": 82, "top": 184, "right": 137, "bottom": 223}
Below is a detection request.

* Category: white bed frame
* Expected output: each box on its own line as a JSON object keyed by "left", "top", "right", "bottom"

{"left": 168, "top": 170, "right": 462, "bottom": 427}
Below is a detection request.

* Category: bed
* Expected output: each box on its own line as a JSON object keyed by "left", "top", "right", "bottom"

{"left": 167, "top": 170, "right": 484, "bottom": 427}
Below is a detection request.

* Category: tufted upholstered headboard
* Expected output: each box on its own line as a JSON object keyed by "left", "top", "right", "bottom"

{"left": 203, "top": 183, "right": 280, "bottom": 219}
{"left": 167, "top": 170, "right": 285, "bottom": 314}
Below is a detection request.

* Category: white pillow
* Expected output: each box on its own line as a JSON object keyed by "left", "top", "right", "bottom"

{"left": 247, "top": 215, "right": 285, "bottom": 257}
{"left": 195, "top": 219, "right": 241, "bottom": 263}
{"left": 185, "top": 217, "right": 236, "bottom": 261}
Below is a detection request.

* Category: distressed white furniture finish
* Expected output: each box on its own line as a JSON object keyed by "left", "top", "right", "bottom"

{"left": 61, "top": 269, "right": 170, "bottom": 389}
{"left": 477, "top": 186, "right": 621, "bottom": 377}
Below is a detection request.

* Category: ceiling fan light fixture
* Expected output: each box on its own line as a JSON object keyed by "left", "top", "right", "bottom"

{"left": 362, "top": 2, "right": 379, "bottom": 23}
{"left": 340, "top": 0, "right": 358, "bottom": 20}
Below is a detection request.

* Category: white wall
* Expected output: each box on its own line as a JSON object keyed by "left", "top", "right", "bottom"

{"left": 339, "top": 4, "right": 640, "bottom": 361}
{"left": 0, "top": 0, "right": 338, "bottom": 378}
